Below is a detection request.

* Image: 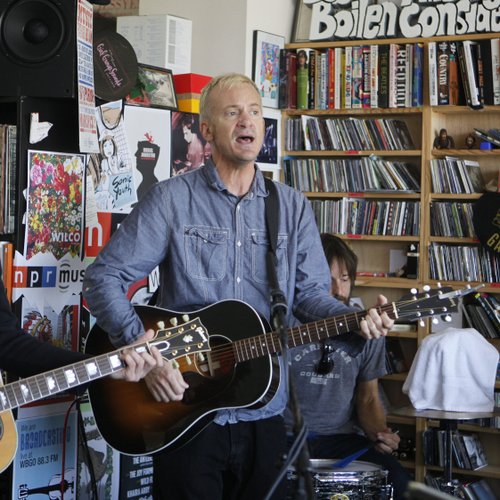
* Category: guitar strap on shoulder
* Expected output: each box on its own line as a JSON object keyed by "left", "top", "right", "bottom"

{"left": 264, "top": 177, "right": 279, "bottom": 258}
{"left": 263, "top": 177, "right": 288, "bottom": 325}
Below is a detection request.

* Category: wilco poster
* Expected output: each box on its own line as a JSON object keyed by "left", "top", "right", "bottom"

{"left": 293, "top": 0, "right": 500, "bottom": 42}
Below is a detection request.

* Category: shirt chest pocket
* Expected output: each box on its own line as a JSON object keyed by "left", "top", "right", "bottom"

{"left": 184, "top": 226, "right": 229, "bottom": 281}
{"left": 249, "top": 230, "right": 289, "bottom": 285}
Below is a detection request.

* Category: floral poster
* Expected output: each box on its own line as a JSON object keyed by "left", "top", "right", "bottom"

{"left": 25, "top": 150, "right": 85, "bottom": 260}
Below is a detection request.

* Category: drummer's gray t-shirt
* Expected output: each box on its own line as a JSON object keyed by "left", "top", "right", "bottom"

{"left": 288, "top": 332, "right": 387, "bottom": 435}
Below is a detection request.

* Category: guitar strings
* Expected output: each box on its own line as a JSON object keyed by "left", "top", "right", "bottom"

{"left": 160, "top": 296, "right": 444, "bottom": 366}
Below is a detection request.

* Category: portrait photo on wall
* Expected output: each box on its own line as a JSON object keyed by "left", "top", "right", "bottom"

{"left": 170, "top": 112, "right": 211, "bottom": 176}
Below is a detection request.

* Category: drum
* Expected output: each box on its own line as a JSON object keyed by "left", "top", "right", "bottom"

{"left": 287, "top": 459, "right": 393, "bottom": 499}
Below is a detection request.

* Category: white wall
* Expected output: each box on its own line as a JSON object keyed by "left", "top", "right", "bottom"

{"left": 139, "top": 0, "right": 295, "bottom": 77}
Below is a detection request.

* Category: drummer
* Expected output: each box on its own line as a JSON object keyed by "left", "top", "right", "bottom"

{"left": 288, "top": 234, "right": 411, "bottom": 499}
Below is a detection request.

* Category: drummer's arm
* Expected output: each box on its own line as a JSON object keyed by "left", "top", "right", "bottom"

{"left": 355, "top": 379, "right": 400, "bottom": 454}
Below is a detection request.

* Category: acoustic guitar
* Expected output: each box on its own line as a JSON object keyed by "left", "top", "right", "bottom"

{"left": 83, "top": 285, "right": 473, "bottom": 456}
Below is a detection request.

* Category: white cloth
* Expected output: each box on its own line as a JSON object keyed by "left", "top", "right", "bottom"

{"left": 403, "top": 327, "right": 499, "bottom": 412}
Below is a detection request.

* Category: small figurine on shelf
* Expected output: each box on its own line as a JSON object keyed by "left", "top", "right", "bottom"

{"left": 433, "top": 128, "right": 455, "bottom": 149}
{"left": 465, "top": 133, "right": 476, "bottom": 149}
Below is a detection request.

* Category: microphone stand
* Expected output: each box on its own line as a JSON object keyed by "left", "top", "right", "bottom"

{"left": 264, "top": 251, "right": 315, "bottom": 500}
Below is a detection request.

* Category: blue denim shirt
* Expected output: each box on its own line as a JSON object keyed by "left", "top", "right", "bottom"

{"left": 83, "top": 159, "right": 352, "bottom": 423}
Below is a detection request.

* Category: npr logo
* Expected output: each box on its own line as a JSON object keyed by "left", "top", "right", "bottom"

{"left": 13, "top": 265, "right": 85, "bottom": 289}
{"left": 13, "top": 266, "right": 57, "bottom": 288}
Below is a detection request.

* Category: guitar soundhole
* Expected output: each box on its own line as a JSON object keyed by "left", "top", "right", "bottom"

{"left": 182, "top": 335, "right": 236, "bottom": 405}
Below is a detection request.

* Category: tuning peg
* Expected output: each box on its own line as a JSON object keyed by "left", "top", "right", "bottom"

{"left": 182, "top": 314, "right": 190, "bottom": 323}
{"left": 185, "top": 355, "right": 192, "bottom": 365}
{"left": 419, "top": 320, "right": 425, "bottom": 327}
{"left": 444, "top": 315, "right": 452, "bottom": 322}
{"left": 197, "top": 353, "right": 205, "bottom": 361}
{"left": 432, "top": 318, "right": 439, "bottom": 324}
{"left": 410, "top": 288, "right": 418, "bottom": 295}
{"left": 172, "top": 359, "right": 180, "bottom": 369}
{"left": 170, "top": 317, "right": 178, "bottom": 326}
{"left": 157, "top": 320, "right": 165, "bottom": 329}
{"left": 437, "top": 282, "right": 442, "bottom": 288}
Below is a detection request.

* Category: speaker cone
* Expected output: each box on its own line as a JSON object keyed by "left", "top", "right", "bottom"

{"left": 1, "top": 0, "right": 65, "bottom": 64}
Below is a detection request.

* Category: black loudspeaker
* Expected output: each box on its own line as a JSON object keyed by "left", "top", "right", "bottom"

{"left": 0, "top": 0, "right": 77, "bottom": 98}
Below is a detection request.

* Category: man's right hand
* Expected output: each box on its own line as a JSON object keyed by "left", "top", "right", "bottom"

{"left": 145, "top": 355, "right": 189, "bottom": 402}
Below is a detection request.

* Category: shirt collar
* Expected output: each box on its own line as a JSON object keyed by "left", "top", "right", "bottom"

{"left": 202, "top": 157, "right": 269, "bottom": 199}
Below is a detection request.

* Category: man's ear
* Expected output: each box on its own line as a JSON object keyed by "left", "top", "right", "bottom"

{"left": 200, "top": 121, "right": 213, "bottom": 142}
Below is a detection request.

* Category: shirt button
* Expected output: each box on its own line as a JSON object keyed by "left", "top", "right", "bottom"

{"left": 236, "top": 277, "right": 241, "bottom": 284}
{"left": 237, "top": 241, "right": 241, "bottom": 247}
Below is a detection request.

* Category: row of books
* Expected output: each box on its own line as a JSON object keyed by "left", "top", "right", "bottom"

{"left": 423, "top": 428, "right": 488, "bottom": 470}
{"left": 425, "top": 475, "right": 496, "bottom": 500}
{"left": 279, "top": 43, "right": 424, "bottom": 110}
{"left": 430, "top": 202, "right": 476, "bottom": 238}
{"left": 429, "top": 243, "right": 500, "bottom": 283}
{"left": 287, "top": 116, "right": 416, "bottom": 152}
{"left": 430, "top": 157, "right": 485, "bottom": 194}
{"left": 463, "top": 292, "right": 500, "bottom": 339}
{"left": 0, "top": 124, "right": 17, "bottom": 234}
{"left": 429, "top": 39, "right": 500, "bottom": 108}
{"left": 310, "top": 198, "right": 421, "bottom": 237}
{"left": 283, "top": 157, "right": 420, "bottom": 193}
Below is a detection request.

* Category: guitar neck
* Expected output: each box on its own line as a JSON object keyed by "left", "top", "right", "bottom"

{"left": 0, "top": 348, "right": 129, "bottom": 413}
{"left": 233, "top": 303, "right": 396, "bottom": 362}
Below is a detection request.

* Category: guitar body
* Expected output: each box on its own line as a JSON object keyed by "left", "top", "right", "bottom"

{"left": 85, "top": 300, "right": 280, "bottom": 456}
{"left": 0, "top": 380, "right": 18, "bottom": 473}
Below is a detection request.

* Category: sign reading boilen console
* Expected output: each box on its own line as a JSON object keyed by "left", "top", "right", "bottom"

{"left": 299, "top": 0, "right": 500, "bottom": 41}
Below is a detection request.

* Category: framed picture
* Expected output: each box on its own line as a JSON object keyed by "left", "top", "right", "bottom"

{"left": 125, "top": 64, "right": 178, "bottom": 110}
{"left": 252, "top": 30, "right": 284, "bottom": 108}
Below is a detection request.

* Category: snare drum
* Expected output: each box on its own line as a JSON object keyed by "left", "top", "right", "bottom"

{"left": 287, "top": 459, "right": 393, "bottom": 499}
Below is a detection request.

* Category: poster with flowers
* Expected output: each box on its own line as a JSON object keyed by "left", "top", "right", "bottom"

{"left": 25, "top": 150, "right": 85, "bottom": 260}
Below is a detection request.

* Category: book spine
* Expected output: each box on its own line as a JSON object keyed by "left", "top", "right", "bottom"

{"left": 351, "top": 45, "right": 363, "bottom": 108}
{"left": 448, "top": 41, "right": 460, "bottom": 105}
{"left": 462, "top": 40, "right": 482, "bottom": 108}
{"left": 335, "top": 47, "right": 343, "bottom": 109}
{"left": 395, "top": 45, "right": 407, "bottom": 108}
{"left": 405, "top": 43, "right": 413, "bottom": 108}
{"left": 308, "top": 49, "right": 316, "bottom": 109}
{"left": 344, "top": 46, "right": 353, "bottom": 109}
{"left": 361, "top": 45, "right": 371, "bottom": 108}
{"left": 389, "top": 43, "right": 399, "bottom": 108}
{"left": 378, "top": 44, "right": 390, "bottom": 108}
{"left": 428, "top": 41, "right": 438, "bottom": 106}
{"left": 412, "top": 43, "right": 423, "bottom": 107}
{"left": 492, "top": 38, "right": 500, "bottom": 105}
{"left": 328, "top": 47, "right": 335, "bottom": 109}
{"left": 296, "top": 50, "right": 309, "bottom": 110}
{"left": 437, "top": 40, "right": 450, "bottom": 105}
{"left": 370, "top": 44, "right": 379, "bottom": 108}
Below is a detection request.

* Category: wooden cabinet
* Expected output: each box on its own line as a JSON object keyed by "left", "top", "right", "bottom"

{"left": 282, "top": 34, "right": 500, "bottom": 494}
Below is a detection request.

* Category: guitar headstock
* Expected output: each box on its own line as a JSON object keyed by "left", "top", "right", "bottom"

{"left": 395, "top": 284, "right": 484, "bottom": 324}
{"left": 151, "top": 317, "right": 210, "bottom": 361}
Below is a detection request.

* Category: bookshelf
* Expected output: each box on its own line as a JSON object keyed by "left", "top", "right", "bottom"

{"left": 281, "top": 33, "right": 500, "bottom": 494}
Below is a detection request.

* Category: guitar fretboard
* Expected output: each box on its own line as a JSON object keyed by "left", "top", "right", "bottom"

{"left": 233, "top": 304, "right": 396, "bottom": 362}
{"left": 0, "top": 352, "right": 125, "bottom": 412}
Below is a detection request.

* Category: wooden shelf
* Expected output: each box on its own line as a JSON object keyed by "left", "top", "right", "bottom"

{"left": 285, "top": 149, "right": 421, "bottom": 157}
{"left": 282, "top": 33, "right": 500, "bottom": 490}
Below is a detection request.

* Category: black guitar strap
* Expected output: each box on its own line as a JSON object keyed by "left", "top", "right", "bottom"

{"left": 264, "top": 177, "right": 279, "bottom": 259}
